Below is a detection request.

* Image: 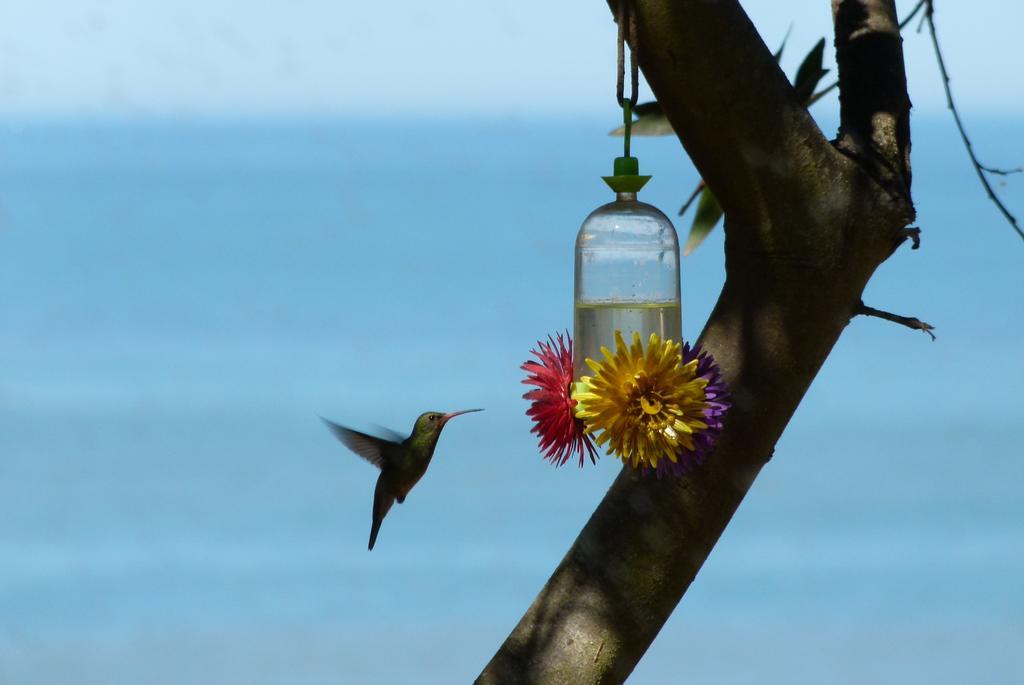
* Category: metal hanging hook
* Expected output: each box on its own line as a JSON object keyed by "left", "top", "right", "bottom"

{"left": 603, "top": 0, "right": 649, "bottom": 192}
{"left": 615, "top": 0, "right": 639, "bottom": 108}
{"left": 615, "top": 0, "right": 640, "bottom": 159}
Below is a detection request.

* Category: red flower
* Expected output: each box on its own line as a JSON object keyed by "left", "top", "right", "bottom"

{"left": 521, "top": 332, "right": 597, "bottom": 467}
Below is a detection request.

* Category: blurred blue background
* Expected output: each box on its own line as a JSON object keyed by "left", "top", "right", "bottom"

{"left": 0, "top": 2, "right": 1022, "bottom": 684}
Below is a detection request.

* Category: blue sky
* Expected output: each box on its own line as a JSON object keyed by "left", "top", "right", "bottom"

{"left": 0, "top": 0, "right": 1020, "bottom": 117}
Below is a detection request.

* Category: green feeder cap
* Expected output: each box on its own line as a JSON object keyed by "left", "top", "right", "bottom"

{"left": 602, "top": 156, "right": 651, "bottom": 193}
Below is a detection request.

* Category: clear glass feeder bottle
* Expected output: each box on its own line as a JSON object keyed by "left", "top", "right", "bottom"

{"left": 574, "top": 185, "right": 681, "bottom": 379}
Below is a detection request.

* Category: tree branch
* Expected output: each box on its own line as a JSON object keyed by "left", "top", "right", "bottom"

{"left": 855, "top": 300, "right": 936, "bottom": 339}
{"left": 833, "top": 0, "right": 913, "bottom": 203}
{"left": 476, "top": 2, "right": 916, "bottom": 682}
{"left": 921, "top": 1, "right": 1024, "bottom": 241}
{"left": 821, "top": 0, "right": 1021, "bottom": 241}
{"left": 809, "top": 0, "right": 926, "bottom": 106}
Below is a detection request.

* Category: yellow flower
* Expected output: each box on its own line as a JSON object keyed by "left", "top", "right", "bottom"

{"left": 573, "top": 330, "right": 710, "bottom": 470}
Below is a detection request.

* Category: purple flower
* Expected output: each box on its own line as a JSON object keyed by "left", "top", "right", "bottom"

{"left": 653, "top": 342, "right": 730, "bottom": 477}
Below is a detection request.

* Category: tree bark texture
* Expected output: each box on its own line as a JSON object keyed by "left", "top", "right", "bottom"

{"left": 478, "top": 1, "right": 914, "bottom": 683}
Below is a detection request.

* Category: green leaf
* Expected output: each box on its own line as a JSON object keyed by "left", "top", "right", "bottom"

{"left": 632, "top": 101, "right": 662, "bottom": 117}
{"left": 683, "top": 187, "right": 723, "bottom": 256}
{"left": 773, "top": 25, "right": 792, "bottom": 63}
{"left": 608, "top": 101, "right": 675, "bottom": 137}
{"left": 793, "top": 38, "right": 829, "bottom": 104}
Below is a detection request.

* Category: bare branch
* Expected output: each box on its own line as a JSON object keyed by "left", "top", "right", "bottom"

{"left": 809, "top": 0, "right": 925, "bottom": 106}
{"left": 978, "top": 164, "right": 1022, "bottom": 177}
{"left": 855, "top": 300, "right": 936, "bottom": 339}
{"left": 923, "top": 1, "right": 1023, "bottom": 241}
{"left": 833, "top": 0, "right": 913, "bottom": 201}
{"left": 819, "top": 1, "right": 1021, "bottom": 241}
{"left": 899, "top": 0, "right": 929, "bottom": 30}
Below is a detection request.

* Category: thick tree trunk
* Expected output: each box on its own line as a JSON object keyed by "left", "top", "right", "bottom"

{"left": 477, "top": 1, "right": 915, "bottom": 683}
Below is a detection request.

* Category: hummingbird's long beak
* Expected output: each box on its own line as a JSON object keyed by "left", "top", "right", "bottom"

{"left": 440, "top": 408, "right": 483, "bottom": 425}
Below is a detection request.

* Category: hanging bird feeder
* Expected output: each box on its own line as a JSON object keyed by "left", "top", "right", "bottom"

{"left": 573, "top": 102, "right": 682, "bottom": 379}
{"left": 520, "top": 0, "right": 729, "bottom": 476}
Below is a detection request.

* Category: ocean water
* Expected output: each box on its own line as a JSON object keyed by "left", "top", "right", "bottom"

{"left": 0, "top": 116, "right": 1022, "bottom": 684}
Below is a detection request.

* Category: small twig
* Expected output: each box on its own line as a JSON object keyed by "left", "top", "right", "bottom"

{"left": 678, "top": 179, "right": 706, "bottom": 215}
{"left": 855, "top": 300, "right": 935, "bottom": 340}
{"left": 900, "top": 226, "right": 921, "bottom": 249}
{"left": 923, "top": 0, "right": 1024, "bottom": 242}
{"left": 915, "top": 8, "right": 928, "bottom": 33}
{"left": 594, "top": 639, "right": 605, "bottom": 664}
{"left": 899, "top": 0, "right": 929, "bottom": 30}
{"left": 979, "top": 164, "right": 1023, "bottom": 177}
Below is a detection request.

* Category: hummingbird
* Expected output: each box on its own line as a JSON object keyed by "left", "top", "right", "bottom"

{"left": 321, "top": 409, "right": 483, "bottom": 550}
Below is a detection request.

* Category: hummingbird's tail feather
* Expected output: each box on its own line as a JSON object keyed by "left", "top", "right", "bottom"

{"left": 368, "top": 519, "right": 382, "bottom": 550}
{"left": 368, "top": 478, "right": 396, "bottom": 551}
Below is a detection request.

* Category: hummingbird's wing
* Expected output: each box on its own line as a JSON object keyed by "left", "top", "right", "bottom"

{"left": 369, "top": 424, "right": 406, "bottom": 444}
{"left": 321, "top": 417, "right": 399, "bottom": 470}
